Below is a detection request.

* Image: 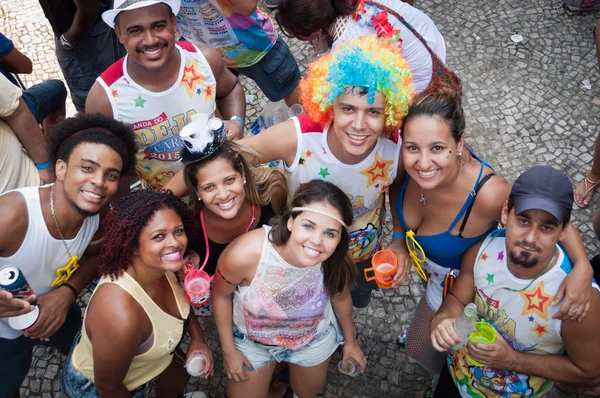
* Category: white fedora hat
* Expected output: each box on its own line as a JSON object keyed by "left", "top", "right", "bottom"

{"left": 102, "top": 0, "right": 181, "bottom": 28}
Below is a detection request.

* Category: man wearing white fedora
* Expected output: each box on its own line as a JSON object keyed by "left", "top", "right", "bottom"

{"left": 87, "top": 0, "right": 246, "bottom": 193}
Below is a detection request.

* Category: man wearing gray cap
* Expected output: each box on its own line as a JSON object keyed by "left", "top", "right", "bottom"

{"left": 86, "top": 0, "right": 245, "bottom": 192}
{"left": 430, "top": 166, "right": 600, "bottom": 397}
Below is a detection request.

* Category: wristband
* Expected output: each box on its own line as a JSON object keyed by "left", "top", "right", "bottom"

{"left": 59, "top": 282, "right": 78, "bottom": 300}
{"left": 60, "top": 33, "right": 76, "bottom": 50}
{"left": 230, "top": 115, "right": 244, "bottom": 127}
{"left": 35, "top": 162, "right": 53, "bottom": 170}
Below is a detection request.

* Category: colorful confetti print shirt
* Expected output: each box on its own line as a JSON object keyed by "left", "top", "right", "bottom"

{"left": 97, "top": 42, "right": 216, "bottom": 189}
{"left": 177, "top": 0, "right": 277, "bottom": 68}
{"left": 449, "top": 229, "right": 599, "bottom": 397}
{"left": 232, "top": 226, "right": 334, "bottom": 349}
{"left": 285, "top": 115, "right": 401, "bottom": 263}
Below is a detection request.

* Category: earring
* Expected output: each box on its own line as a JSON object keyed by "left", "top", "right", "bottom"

{"left": 243, "top": 179, "right": 247, "bottom": 184}
{"left": 458, "top": 151, "right": 462, "bottom": 157}
{"left": 197, "top": 197, "right": 202, "bottom": 201}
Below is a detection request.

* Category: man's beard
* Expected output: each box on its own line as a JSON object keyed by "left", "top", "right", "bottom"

{"left": 508, "top": 240, "right": 541, "bottom": 269}
{"left": 65, "top": 188, "right": 101, "bottom": 218}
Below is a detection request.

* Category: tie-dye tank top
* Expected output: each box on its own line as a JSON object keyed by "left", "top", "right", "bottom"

{"left": 232, "top": 226, "right": 333, "bottom": 350}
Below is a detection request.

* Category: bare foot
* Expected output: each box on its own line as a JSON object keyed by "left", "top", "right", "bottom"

{"left": 268, "top": 381, "right": 287, "bottom": 398}
{"left": 575, "top": 171, "right": 600, "bottom": 208}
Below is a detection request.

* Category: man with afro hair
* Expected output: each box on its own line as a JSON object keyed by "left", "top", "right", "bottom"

{"left": 0, "top": 112, "right": 137, "bottom": 397}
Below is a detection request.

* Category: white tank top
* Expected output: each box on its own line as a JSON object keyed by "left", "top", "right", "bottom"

{"left": 232, "top": 226, "right": 333, "bottom": 350}
{"left": 97, "top": 42, "right": 217, "bottom": 189}
{"left": 0, "top": 185, "right": 99, "bottom": 339}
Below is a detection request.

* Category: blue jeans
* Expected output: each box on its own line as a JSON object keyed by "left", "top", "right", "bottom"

{"left": 21, "top": 79, "right": 67, "bottom": 124}
{"left": 0, "top": 302, "right": 81, "bottom": 398}
{"left": 232, "top": 36, "right": 300, "bottom": 102}
{"left": 62, "top": 333, "right": 151, "bottom": 398}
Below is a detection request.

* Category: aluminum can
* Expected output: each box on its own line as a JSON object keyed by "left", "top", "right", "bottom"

{"left": 0, "top": 265, "right": 34, "bottom": 300}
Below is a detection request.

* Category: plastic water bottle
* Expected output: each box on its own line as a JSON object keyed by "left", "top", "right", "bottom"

{"left": 185, "top": 353, "right": 207, "bottom": 377}
{"left": 453, "top": 303, "right": 478, "bottom": 350}
{"left": 338, "top": 359, "right": 361, "bottom": 377}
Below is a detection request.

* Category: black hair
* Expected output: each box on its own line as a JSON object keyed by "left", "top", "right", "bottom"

{"left": 268, "top": 180, "right": 356, "bottom": 295}
{"left": 275, "top": 0, "right": 356, "bottom": 38}
{"left": 48, "top": 113, "right": 138, "bottom": 175}
{"left": 402, "top": 88, "right": 465, "bottom": 142}
{"left": 99, "top": 189, "right": 194, "bottom": 280}
{"left": 507, "top": 196, "right": 571, "bottom": 226}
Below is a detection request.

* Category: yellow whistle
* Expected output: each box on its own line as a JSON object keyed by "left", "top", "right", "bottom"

{"left": 51, "top": 255, "right": 80, "bottom": 288}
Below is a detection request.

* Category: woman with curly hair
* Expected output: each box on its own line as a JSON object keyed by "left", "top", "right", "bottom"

{"left": 62, "top": 190, "right": 212, "bottom": 398}
{"left": 179, "top": 115, "right": 288, "bottom": 317}
{"left": 213, "top": 179, "right": 365, "bottom": 398}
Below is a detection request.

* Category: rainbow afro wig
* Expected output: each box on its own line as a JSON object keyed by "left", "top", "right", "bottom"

{"left": 300, "top": 36, "right": 415, "bottom": 129}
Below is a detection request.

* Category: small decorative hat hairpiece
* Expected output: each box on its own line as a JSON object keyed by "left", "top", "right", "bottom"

{"left": 180, "top": 113, "right": 227, "bottom": 164}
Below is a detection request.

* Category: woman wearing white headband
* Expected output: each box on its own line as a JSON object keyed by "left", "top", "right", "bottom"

{"left": 213, "top": 179, "right": 365, "bottom": 398}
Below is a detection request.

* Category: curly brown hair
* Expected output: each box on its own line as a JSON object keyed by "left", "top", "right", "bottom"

{"left": 99, "top": 190, "right": 194, "bottom": 280}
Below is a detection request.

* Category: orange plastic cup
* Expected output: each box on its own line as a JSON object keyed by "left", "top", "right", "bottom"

{"left": 364, "top": 250, "right": 398, "bottom": 289}
{"left": 184, "top": 269, "right": 211, "bottom": 307}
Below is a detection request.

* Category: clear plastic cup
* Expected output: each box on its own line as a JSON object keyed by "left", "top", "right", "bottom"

{"left": 186, "top": 353, "right": 207, "bottom": 377}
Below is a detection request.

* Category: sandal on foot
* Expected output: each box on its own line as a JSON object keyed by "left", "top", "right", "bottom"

{"left": 575, "top": 172, "right": 600, "bottom": 208}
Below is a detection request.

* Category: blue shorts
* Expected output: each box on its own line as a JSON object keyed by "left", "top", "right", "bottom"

{"left": 21, "top": 79, "right": 67, "bottom": 124}
{"left": 62, "top": 332, "right": 151, "bottom": 398}
{"left": 232, "top": 36, "right": 300, "bottom": 102}
{"left": 0, "top": 302, "right": 81, "bottom": 398}
{"left": 233, "top": 320, "right": 343, "bottom": 370}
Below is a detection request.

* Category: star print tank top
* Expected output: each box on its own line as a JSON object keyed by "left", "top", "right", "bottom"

{"left": 285, "top": 114, "right": 401, "bottom": 263}
{"left": 232, "top": 226, "right": 334, "bottom": 350}
{"left": 97, "top": 42, "right": 216, "bottom": 189}
{"left": 449, "top": 229, "right": 599, "bottom": 398}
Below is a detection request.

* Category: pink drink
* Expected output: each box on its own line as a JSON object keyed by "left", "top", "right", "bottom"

{"left": 184, "top": 269, "right": 211, "bottom": 306}
{"left": 376, "top": 263, "right": 395, "bottom": 273}
{"left": 187, "top": 279, "right": 209, "bottom": 292}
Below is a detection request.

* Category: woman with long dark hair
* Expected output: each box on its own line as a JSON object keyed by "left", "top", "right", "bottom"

{"left": 213, "top": 179, "right": 365, "bottom": 398}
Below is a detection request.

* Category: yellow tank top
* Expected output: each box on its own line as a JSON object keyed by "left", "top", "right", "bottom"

{"left": 71, "top": 271, "right": 190, "bottom": 390}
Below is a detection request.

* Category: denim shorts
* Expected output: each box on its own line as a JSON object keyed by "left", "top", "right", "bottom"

{"left": 233, "top": 320, "right": 343, "bottom": 370}
{"left": 233, "top": 36, "right": 300, "bottom": 102}
{"left": 0, "top": 302, "right": 81, "bottom": 398}
{"left": 62, "top": 332, "right": 151, "bottom": 398}
{"left": 21, "top": 79, "right": 67, "bottom": 124}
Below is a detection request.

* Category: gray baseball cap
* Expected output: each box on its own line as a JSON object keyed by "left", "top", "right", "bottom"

{"left": 510, "top": 165, "right": 573, "bottom": 223}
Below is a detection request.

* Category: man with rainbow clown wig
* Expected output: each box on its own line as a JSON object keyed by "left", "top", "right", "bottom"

{"left": 228, "top": 36, "right": 415, "bottom": 307}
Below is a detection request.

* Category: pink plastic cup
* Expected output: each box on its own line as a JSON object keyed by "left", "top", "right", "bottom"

{"left": 184, "top": 269, "right": 211, "bottom": 307}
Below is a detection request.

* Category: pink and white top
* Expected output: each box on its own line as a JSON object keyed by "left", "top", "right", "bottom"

{"left": 232, "top": 226, "right": 334, "bottom": 350}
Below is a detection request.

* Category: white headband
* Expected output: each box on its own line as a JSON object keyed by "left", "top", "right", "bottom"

{"left": 292, "top": 207, "right": 348, "bottom": 228}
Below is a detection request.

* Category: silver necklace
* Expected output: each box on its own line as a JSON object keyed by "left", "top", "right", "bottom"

{"left": 420, "top": 160, "right": 463, "bottom": 207}
{"left": 50, "top": 188, "right": 75, "bottom": 258}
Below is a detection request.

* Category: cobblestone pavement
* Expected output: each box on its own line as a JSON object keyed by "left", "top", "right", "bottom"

{"left": 2, "top": 0, "right": 600, "bottom": 397}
